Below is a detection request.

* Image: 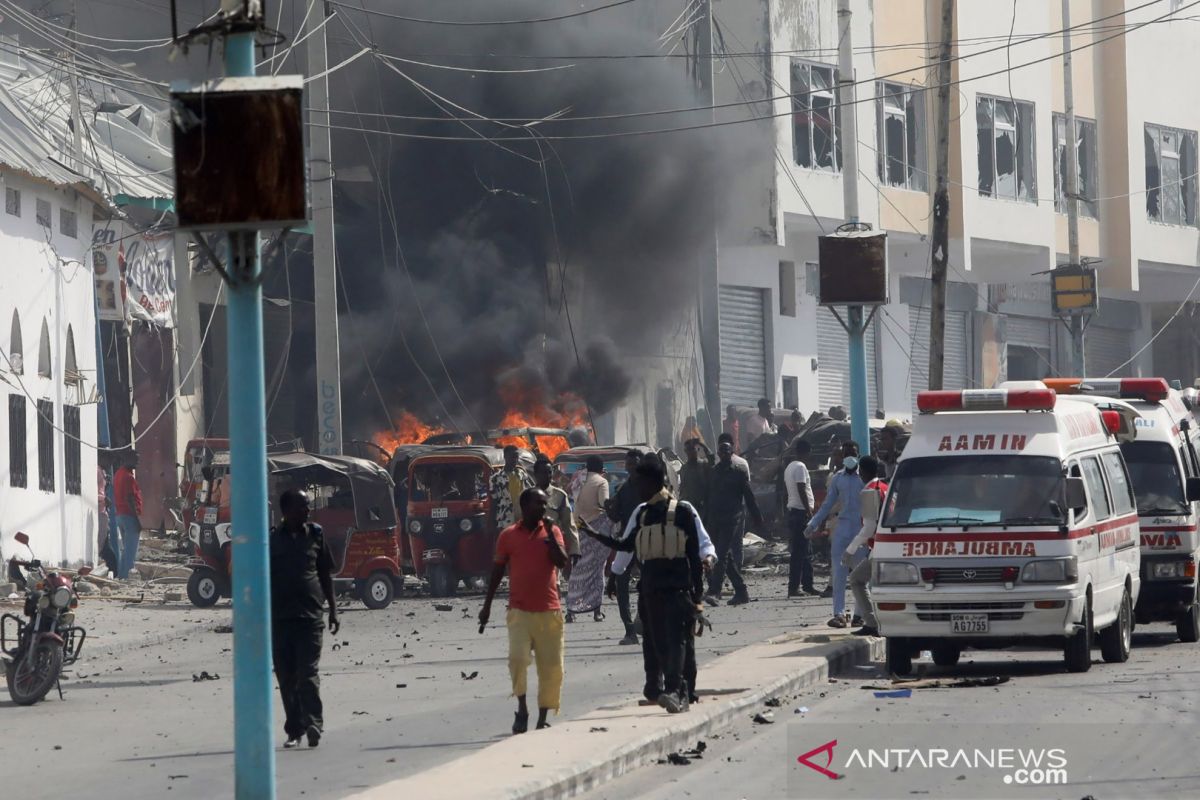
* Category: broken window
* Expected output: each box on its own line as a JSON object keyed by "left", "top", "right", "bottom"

{"left": 791, "top": 60, "right": 841, "bottom": 172}
{"left": 1146, "top": 123, "right": 1198, "bottom": 226}
{"left": 1053, "top": 114, "right": 1099, "bottom": 218}
{"left": 977, "top": 96, "right": 1037, "bottom": 203}
{"left": 876, "top": 81, "right": 928, "bottom": 191}
{"left": 5, "top": 187, "right": 19, "bottom": 217}
{"left": 35, "top": 198, "right": 50, "bottom": 228}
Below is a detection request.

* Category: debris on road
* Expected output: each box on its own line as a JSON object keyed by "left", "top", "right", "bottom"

{"left": 589, "top": 727, "right": 608, "bottom": 733}
{"left": 461, "top": 671, "right": 479, "bottom": 680}
{"left": 873, "top": 689, "right": 913, "bottom": 699}
{"left": 864, "top": 676, "right": 1011, "bottom": 690}
{"left": 764, "top": 696, "right": 782, "bottom": 707}
{"left": 433, "top": 603, "right": 453, "bottom": 611}
{"left": 752, "top": 711, "right": 774, "bottom": 724}
{"left": 192, "top": 671, "right": 220, "bottom": 682}
{"left": 213, "top": 625, "right": 233, "bottom": 634}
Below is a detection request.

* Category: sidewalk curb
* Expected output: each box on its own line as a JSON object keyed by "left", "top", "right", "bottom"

{"left": 522, "top": 637, "right": 885, "bottom": 800}
{"left": 351, "top": 633, "right": 885, "bottom": 800}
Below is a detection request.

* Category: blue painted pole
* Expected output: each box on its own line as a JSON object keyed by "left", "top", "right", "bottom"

{"left": 847, "top": 305, "right": 870, "bottom": 453}
{"left": 223, "top": 31, "right": 276, "bottom": 800}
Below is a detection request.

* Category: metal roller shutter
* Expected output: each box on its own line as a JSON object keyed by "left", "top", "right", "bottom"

{"left": 1005, "top": 315, "right": 1055, "bottom": 380}
{"left": 817, "top": 308, "right": 879, "bottom": 414}
{"left": 719, "top": 286, "right": 768, "bottom": 408}
{"left": 1086, "top": 326, "right": 1133, "bottom": 378}
{"left": 908, "top": 307, "right": 969, "bottom": 410}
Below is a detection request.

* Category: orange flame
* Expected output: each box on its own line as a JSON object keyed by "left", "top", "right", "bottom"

{"left": 372, "top": 411, "right": 450, "bottom": 454}
{"left": 372, "top": 381, "right": 593, "bottom": 460}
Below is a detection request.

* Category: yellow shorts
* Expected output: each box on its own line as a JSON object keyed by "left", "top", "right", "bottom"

{"left": 506, "top": 608, "right": 565, "bottom": 712}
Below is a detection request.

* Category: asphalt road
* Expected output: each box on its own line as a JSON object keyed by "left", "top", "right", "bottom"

{"left": 0, "top": 572, "right": 832, "bottom": 799}
{"left": 586, "top": 624, "right": 1200, "bottom": 800}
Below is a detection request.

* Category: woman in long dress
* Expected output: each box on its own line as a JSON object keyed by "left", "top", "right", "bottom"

{"left": 566, "top": 456, "right": 610, "bottom": 621}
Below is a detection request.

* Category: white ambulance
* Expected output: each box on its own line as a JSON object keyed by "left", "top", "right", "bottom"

{"left": 1044, "top": 378, "right": 1200, "bottom": 641}
{"left": 872, "top": 382, "right": 1140, "bottom": 675}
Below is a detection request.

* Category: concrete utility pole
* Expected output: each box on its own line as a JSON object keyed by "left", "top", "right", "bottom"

{"left": 928, "top": 0, "right": 954, "bottom": 391}
{"left": 307, "top": 0, "right": 343, "bottom": 454}
{"left": 1061, "top": 0, "right": 1086, "bottom": 375}
{"left": 222, "top": 21, "right": 277, "bottom": 800}
{"left": 697, "top": 0, "right": 722, "bottom": 438}
{"left": 837, "top": 0, "right": 869, "bottom": 450}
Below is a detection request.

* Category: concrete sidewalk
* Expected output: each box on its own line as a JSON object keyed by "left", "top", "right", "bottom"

{"left": 349, "top": 628, "right": 885, "bottom": 800}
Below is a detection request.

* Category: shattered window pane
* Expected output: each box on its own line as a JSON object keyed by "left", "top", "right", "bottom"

{"left": 978, "top": 95, "right": 1036, "bottom": 204}
{"left": 1077, "top": 120, "right": 1098, "bottom": 218}
{"left": 1146, "top": 127, "right": 1162, "bottom": 220}
{"left": 907, "top": 88, "right": 928, "bottom": 191}
{"left": 876, "top": 81, "right": 925, "bottom": 191}
{"left": 792, "top": 61, "right": 839, "bottom": 172}
{"left": 791, "top": 60, "right": 812, "bottom": 168}
{"left": 885, "top": 113, "right": 906, "bottom": 185}
{"left": 977, "top": 98, "right": 994, "bottom": 196}
{"left": 1017, "top": 104, "right": 1037, "bottom": 201}
{"left": 1182, "top": 131, "right": 1197, "bottom": 225}
{"left": 1146, "top": 123, "right": 1198, "bottom": 226}
{"left": 1054, "top": 115, "right": 1068, "bottom": 212}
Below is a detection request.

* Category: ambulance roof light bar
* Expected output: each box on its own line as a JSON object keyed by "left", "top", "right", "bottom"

{"left": 917, "top": 388, "right": 1057, "bottom": 414}
{"left": 1043, "top": 377, "right": 1171, "bottom": 404}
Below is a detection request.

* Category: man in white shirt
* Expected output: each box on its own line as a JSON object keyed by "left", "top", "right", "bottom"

{"left": 743, "top": 398, "right": 777, "bottom": 442}
{"left": 784, "top": 440, "right": 818, "bottom": 597}
{"left": 842, "top": 455, "right": 886, "bottom": 636}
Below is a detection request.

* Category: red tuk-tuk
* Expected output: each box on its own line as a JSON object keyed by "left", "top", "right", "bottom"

{"left": 407, "top": 446, "right": 528, "bottom": 597}
{"left": 186, "top": 450, "right": 405, "bottom": 609}
{"left": 266, "top": 452, "right": 405, "bottom": 609}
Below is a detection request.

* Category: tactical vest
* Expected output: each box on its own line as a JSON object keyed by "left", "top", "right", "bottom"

{"left": 635, "top": 499, "right": 687, "bottom": 561}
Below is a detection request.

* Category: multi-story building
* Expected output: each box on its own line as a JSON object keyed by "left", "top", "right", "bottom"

{"left": 708, "top": 0, "right": 1192, "bottom": 423}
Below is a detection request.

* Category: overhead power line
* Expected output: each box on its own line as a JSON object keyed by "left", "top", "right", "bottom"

{"left": 310, "top": 0, "right": 1198, "bottom": 144}
{"left": 328, "top": 0, "right": 641, "bottom": 26}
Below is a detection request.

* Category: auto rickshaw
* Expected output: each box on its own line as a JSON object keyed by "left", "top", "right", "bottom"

{"left": 185, "top": 452, "right": 405, "bottom": 609}
{"left": 266, "top": 452, "right": 405, "bottom": 609}
{"left": 406, "top": 446, "right": 530, "bottom": 597}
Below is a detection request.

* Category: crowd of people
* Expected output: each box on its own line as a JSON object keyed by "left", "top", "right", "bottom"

{"left": 263, "top": 406, "right": 902, "bottom": 744}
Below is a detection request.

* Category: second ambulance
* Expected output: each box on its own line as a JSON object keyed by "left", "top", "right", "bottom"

{"left": 872, "top": 382, "right": 1140, "bottom": 675}
{"left": 1044, "top": 378, "right": 1200, "bottom": 642}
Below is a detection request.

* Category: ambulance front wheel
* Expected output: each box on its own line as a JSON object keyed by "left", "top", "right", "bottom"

{"left": 885, "top": 637, "right": 913, "bottom": 676}
{"left": 931, "top": 644, "right": 961, "bottom": 667}
{"left": 1064, "top": 594, "right": 1094, "bottom": 673}
{"left": 1099, "top": 587, "right": 1133, "bottom": 663}
{"left": 1176, "top": 602, "right": 1200, "bottom": 643}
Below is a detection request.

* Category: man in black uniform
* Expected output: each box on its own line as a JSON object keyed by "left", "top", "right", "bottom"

{"left": 270, "top": 489, "right": 340, "bottom": 748}
{"left": 705, "top": 439, "right": 764, "bottom": 606}
{"left": 589, "top": 460, "right": 705, "bottom": 713}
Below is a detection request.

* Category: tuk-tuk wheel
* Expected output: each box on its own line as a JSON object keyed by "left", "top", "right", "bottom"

{"left": 360, "top": 572, "right": 394, "bottom": 610}
{"left": 428, "top": 563, "right": 456, "bottom": 598}
{"left": 187, "top": 568, "right": 221, "bottom": 608}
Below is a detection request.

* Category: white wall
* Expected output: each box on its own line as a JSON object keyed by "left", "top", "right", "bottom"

{"left": 0, "top": 171, "right": 99, "bottom": 567}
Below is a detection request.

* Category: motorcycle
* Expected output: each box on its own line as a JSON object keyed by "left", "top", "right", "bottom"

{"left": 2, "top": 532, "right": 90, "bottom": 705}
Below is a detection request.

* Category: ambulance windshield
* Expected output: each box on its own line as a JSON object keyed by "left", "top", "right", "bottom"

{"left": 1119, "top": 441, "right": 1187, "bottom": 515}
{"left": 882, "top": 455, "right": 1063, "bottom": 527}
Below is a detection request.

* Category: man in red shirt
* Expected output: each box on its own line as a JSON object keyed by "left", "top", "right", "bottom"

{"left": 479, "top": 487, "right": 569, "bottom": 734}
{"left": 112, "top": 451, "right": 143, "bottom": 580}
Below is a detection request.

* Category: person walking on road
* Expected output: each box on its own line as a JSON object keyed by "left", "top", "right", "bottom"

{"left": 704, "top": 439, "right": 764, "bottom": 606}
{"left": 270, "top": 489, "right": 340, "bottom": 749}
{"left": 533, "top": 456, "right": 580, "bottom": 565}
{"left": 491, "top": 444, "right": 534, "bottom": 530}
{"left": 844, "top": 455, "right": 887, "bottom": 636}
{"left": 805, "top": 449, "right": 866, "bottom": 627}
{"left": 112, "top": 450, "right": 143, "bottom": 579}
{"left": 566, "top": 456, "right": 609, "bottom": 622}
{"left": 605, "top": 449, "right": 645, "bottom": 645}
{"left": 785, "top": 440, "right": 818, "bottom": 597}
{"left": 586, "top": 460, "right": 706, "bottom": 713}
{"left": 722, "top": 405, "right": 741, "bottom": 453}
{"left": 479, "top": 488, "right": 569, "bottom": 734}
{"left": 744, "top": 398, "right": 777, "bottom": 442}
{"left": 678, "top": 438, "right": 713, "bottom": 519}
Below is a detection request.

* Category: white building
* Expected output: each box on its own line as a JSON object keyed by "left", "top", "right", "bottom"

{"left": 0, "top": 154, "right": 103, "bottom": 567}
{"left": 702, "top": 0, "right": 1191, "bottom": 427}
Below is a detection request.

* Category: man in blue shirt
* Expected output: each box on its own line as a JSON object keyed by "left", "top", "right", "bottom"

{"left": 805, "top": 446, "right": 867, "bottom": 627}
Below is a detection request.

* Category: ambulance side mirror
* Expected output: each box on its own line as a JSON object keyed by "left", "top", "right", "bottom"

{"left": 1187, "top": 477, "right": 1200, "bottom": 503}
{"left": 1064, "top": 477, "right": 1088, "bottom": 513}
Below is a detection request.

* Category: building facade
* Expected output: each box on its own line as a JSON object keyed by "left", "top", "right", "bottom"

{"left": 708, "top": 0, "right": 1191, "bottom": 424}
